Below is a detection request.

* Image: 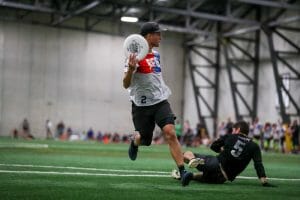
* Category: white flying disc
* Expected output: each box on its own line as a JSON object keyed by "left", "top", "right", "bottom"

{"left": 123, "top": 34, "right": 149, "bottom": 61}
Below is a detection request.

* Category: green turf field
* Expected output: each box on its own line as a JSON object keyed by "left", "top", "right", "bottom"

{"left": 0, "top": 137, "right": 300, "bottom": 200}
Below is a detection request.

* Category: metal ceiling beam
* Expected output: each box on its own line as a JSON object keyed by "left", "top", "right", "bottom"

{"left": 109, "top": 1, "right": 258, "bottom": 24}
{"left": 223, "top": 0, "right": 297, "bottom": 36}
{"left": 0, "top": 0, "right": 57, "bottom": 13}
{"left": 235, "top": 0, "right": 300, "bottom": 11}
{"left": 186, "top": 0, "right": 209, "bottom": 29}
{"left": 153, "top": 0, "right": 181, "bottom": 22}
{"left": 52, "top": 0, "right": 101, "bottom": 25}
{"left": 268, "top": 15, "right": 300, "bottom": 27}
{"left": 151, "top": 6, "right": 259, "bottom": 25}
{"left": 190, "top": 0, "right": 207, "bottom": 10}
{"left": 223, "top": 15, "right": 300, "bottom": 37}
{"left": 137, "top": 21, "right": 213, "bottom": 36}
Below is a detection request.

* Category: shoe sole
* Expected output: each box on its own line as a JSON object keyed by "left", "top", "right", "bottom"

{"left": 188, "top": 158, "right": 204, "bottom": 168}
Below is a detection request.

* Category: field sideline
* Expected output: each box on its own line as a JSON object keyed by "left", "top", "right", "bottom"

{"left": 0, "top": 137, "right": 300, "bottom": 200}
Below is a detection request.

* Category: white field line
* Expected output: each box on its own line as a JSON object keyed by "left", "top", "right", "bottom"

{"left": 0, "top": 163, "right": 169, "bottom": 174}
{"left": 236, "top": 176, "right": 300, "bottom": 181}
{"left": 0, "top": 143, "right": 48, "bottom": 148}
{"left": 0, "top": 163, "right": 300, "bottom": 181}
{"left": 0, "top": 170, "right": 170, "bottom": 177}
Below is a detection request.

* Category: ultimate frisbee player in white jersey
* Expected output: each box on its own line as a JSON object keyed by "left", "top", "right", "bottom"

{"left": 123, "top": 22, "right": 192, "bottom": 186}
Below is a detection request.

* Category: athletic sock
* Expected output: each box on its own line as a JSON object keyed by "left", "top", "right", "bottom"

{"left": 178, "top": 165, "right": 185, "bottom": 177}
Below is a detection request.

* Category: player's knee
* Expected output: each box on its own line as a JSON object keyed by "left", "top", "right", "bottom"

{"left": 164, "top": 130, "right": 177, "bottom": 142}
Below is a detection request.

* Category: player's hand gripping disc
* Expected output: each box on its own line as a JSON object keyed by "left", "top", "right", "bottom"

{"left": 123, "top": 34, "right": 149, "bottom": 61}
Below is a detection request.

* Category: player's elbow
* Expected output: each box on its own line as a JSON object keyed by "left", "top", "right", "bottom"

{"left": 123, "top": 75, "right": 132, "bottom": 89}
{"left": 210, "top": 144, "right": 220, "bottom": 153}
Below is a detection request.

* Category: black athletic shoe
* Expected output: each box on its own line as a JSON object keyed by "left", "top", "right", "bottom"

{"left": 128, "top": 140, "right": 138, "bottom": 161}
{"left": 181, "top": 171, "right": 193, "bottom": 187}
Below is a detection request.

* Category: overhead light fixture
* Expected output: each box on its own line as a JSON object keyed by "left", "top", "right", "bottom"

{"left": 121, "top": 16, "right": 138, "bottom": 23}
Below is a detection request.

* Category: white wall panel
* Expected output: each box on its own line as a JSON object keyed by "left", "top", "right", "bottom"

{"left": 0, "top": 21, "right": 184, "bottom": 138}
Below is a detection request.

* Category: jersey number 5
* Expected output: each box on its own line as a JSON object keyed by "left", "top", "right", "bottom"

{"left": 231, "top": 140, "right": 245, "bottom": 157}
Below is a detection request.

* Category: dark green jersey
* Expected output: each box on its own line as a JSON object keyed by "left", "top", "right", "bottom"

{"left": 211, "top": 133, "right": 266, "bottom": 181}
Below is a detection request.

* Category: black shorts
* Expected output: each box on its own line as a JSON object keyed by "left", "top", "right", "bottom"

{"left": 131, "top": 100, "right": 175, "bottom": 146}
{"left": 193, "top": 153, "right": 227, "bottom": 184}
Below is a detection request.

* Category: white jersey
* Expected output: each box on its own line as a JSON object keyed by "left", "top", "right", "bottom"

{"left": 124, "top": 50, "right": 171, "bottom": 106}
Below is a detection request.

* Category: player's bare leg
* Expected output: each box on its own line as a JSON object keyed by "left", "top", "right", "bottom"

{"left": 162, "top": 124, "right": 193, "bottom": 186}
{"left": 162, "top": 124, "right": 185, "bottom": 166}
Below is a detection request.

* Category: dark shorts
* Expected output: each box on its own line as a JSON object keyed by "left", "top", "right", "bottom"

{"left": 132, "top": 100, "right": 175, "bottom": 146}
{"left": 193, "top": 153, "right": 227, "bottom": 184}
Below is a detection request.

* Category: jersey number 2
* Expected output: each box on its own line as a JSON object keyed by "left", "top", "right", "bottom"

{"left": 141, "top": 96, "right": 147, "bottom": 104}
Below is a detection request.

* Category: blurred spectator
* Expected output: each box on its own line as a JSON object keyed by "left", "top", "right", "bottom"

{"left": 56, "top": 121, "right": 65, "bottom": 138}
{"left": 193, "top": 122, "right": 210, "bottom": 147}
{"left": 283, "top": 123, "right": 292, "bottom": 153}
{"left": 152, "top": 130, "right": 164, "bottom": 144}
{"left": 22, "top": 118, "right": 30, "bottom": 135}
{"left": 291, "top": 120, "right": 299, "bottom": 154}
{"left": 225, "top": 117, "right": 234, "bottom": 135}
{"left": 200, "top": 129, "right": 211, "bottom": 146}
{"left": 96, "top": 131, "right": 103, "bottom": 142}
{"left": 45, "top": 119, "right": 53, "bottom": 139}
{"left": 122, "top": 134, "right": 129, "bottom": 143}
{"left": 263, "top": 122, "right": 272, "bottom": 151}
{"left": 69, "top": 129, "right": 81, "bottom": 141}
{"left": 217, "top": 121, "right": 227, "bottom": 137}
{"left": 87, "top": 128, "right": 95, "bottom": 140}
{"left": 182, "top": 128, "right": 194, "bottom": 147}
{"left": 277, "top": 120, "right": 285, "bottom": 153}
{"left": 66, "top": 127, "right": 73, "bottom": 138}
{"left": 60, "top": 126, "right": 72, "bottom": 141}
{"left": 102, "top": 133, "right": 111, "bottom": 144}
{"left": 21, "top": 118, "right": 34, "bottom": 139}
{"left": 182, "top": 120, "right": 194, "bottom": 147}
{"left": 183, "top": 120, "right": 191, "bottom": 136}
{"left": 112, "top": 132, "right": 121, "bottom": 143}
{"left": 252, "top": 117, "right": 263, "bottom": 149}
{"left": 194, "top": 122, "right": 204, "bottom": 146}
{"left": 12, "top": 128, "right": 18, "bottom": 138}
{"left": 271, "top": 123, "right": 280, "bottom": 152}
